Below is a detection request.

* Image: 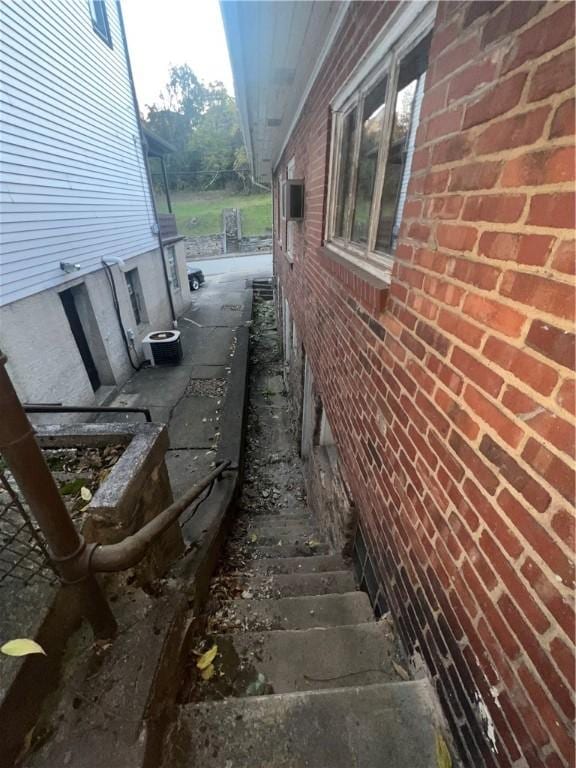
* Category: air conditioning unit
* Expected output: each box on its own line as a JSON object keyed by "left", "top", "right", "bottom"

{"left": 142, "top": 330, "right": 183, "bottom": 366}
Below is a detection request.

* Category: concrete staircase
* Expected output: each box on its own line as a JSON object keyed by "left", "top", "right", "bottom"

{"left": 165, "top": 516, "right": 439, "bottom": 767}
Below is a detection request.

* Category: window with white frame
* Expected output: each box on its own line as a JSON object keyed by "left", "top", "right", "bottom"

{"left": 326, "top": 26, "right": 431, "bottom": 271}
{"left": 166, "top": 245, "right": 180, "bottom": 289}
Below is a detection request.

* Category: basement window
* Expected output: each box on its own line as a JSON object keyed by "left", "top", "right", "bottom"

{"left": 88, "top": 0, "right": 112, "bottom": 47}
{"left": 326, "top": 27, "right": 431, "bottom": 272}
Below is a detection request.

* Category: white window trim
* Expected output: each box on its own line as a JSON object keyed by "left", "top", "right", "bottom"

{"left": 279, "top": 172, "right": 287, "bottom": 249}
{"left": 324, "top": 2, "right": 436, "bottom": 278}
{"left": 286, "top": 157, "right": 296, "bottom": 263}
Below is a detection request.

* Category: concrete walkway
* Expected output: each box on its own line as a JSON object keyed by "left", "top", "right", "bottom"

{"left": 104, "top": 266, "right": 270, "bottom": 499}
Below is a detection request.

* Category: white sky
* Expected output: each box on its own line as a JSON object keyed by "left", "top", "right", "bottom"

{"left": 121, "top": 0, "right": 235, "bottom": 112}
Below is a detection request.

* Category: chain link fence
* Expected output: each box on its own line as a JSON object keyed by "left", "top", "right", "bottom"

{"left": 0, "top": 471, "right": 58, "bottom": 586}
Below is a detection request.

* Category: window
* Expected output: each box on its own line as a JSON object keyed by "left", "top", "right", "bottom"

{"left": 327, "top": 29, "right": 431, "bottom": 270}
{"left": 166, "top": 245, "right": 180, "bottom": 289}
{"left": 125, "top": 269, "right": 146, "bottom": 326}
{"left": 88, "top": 0, "right": 112, "bottom": 47}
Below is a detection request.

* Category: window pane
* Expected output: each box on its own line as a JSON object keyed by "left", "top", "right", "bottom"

{"left": 334, "top": 107, "right": 357, "bottom": 238}
{"left": 376, "top": 37, "right": 430, "bottom": 253}
{"left": 89, "top": 0, "right": 112, "bottom": 45}
{"left": 351, "top": 78, "right": 387, "bottom": 245}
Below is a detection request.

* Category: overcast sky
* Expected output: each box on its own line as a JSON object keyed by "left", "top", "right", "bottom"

{"left": 121, "top": 0, "right": 235, "bottom": 111}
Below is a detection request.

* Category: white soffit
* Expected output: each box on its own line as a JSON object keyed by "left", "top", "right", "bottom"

{"left": 220, "top": 0, "right": 347, "bottom": 184}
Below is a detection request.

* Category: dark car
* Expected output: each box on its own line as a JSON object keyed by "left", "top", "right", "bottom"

{"left": 187, "top": 265, "right": 205, "bottom": 291}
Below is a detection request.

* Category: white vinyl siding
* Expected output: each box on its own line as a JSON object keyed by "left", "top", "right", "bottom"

{"left": 0, "top": 0, "right": 158, "bottom": 306}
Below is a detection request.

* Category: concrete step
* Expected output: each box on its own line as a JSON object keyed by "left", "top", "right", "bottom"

{"left": 219, "top": 592, "right": 374, "bottom": 631}
{"left": 172, "top": 681, "right": 437, "bottom": 767}
{"left": 237, "top": 570, "right": 356, "bottom": 598}
{"left": 245, "top": 554, "right": 348, "bottom": 575}
{"left": 245, "top": 513, "right": 312, "bottom": 526}
{"left": 190, "top": 623, "right": 404, "bottom": 700}
{"left": 249, "top": 541, "right": 330, "bottom": 559}
{"left": 246, "top": 518, "right": 316, "bottom": 533}
{"left": 243, "top": 526, "right": 320, "bottom": 547}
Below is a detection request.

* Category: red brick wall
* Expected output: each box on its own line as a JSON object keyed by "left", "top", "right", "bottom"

{"left": 273, "top": 2, "right": 575, "bottom": 766}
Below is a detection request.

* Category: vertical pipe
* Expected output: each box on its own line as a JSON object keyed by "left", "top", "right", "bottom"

{"left": 160, "top": 156, "right": 173, "bottom": 214}
{"left": 0, "top": 353, "right": 117, "bottom": 639}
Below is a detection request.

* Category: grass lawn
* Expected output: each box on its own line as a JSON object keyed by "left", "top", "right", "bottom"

{"left": 169, "top": 191, "right": 272, "bottom": 237}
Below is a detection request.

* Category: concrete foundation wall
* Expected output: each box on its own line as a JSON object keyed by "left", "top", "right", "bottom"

{"left": 0, "top": 244, "right": 191, "bottom": 408}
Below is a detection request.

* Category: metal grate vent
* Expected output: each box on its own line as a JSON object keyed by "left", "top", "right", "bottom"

{"left": 353, "top": 524, "right": 388, "bottom": 618}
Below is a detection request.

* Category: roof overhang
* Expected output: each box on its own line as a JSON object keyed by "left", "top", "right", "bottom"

{"left": 142, "top": 126, "right": 176, "bottom": 157}
{"left": 220, "top": 1, "right": 350, "bottom": 184}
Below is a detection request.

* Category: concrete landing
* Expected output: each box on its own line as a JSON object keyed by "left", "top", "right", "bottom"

{"left": 224, "top": 592, "right": 374, "bottom": 631}
{"left": 172, "top": 681, "right": 437, "bottom": 768}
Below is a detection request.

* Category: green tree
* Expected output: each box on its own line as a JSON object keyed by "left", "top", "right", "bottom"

{"left": 144, "top": 65, "right": 251, "bottom": 192}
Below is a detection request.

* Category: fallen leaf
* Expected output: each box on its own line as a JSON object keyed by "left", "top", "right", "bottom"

{"left": 250, "top": 533, "right": 258, "bottom": 543}
{"left": 436, "top": 732, "right": 452, "bottom": 768}
{"left": 80, "top": 487, "right": 92, "bottom": 502}
{"left": 200, "top": 663, "right": 215, "bottom": 681}
{"left": 196, "top": 644, "right": 218, "bottom": 670}
{"left": 1, "top": 639, "right": 46, "bottom": 657}
{"left": 392, "top": 661, "right": 410, "bottom": 681}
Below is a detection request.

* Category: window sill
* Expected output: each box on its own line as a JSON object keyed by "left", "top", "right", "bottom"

{"left": 319, "top": 243, "right": 390, "bottom": 314}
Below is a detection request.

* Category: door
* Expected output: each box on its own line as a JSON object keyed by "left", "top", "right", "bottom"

{"left": 60, "top": 288, "right": 101, "bottom": 391}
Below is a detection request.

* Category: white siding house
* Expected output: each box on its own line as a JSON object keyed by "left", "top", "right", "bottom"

{"left": 0, "top": 0, "right": 190, "bottom": 408}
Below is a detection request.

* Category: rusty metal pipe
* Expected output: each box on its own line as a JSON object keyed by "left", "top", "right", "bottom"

{"left": 90, "top": 460, "right": 230, "bottom": 572}
{"left": 0, "top": 352, "right": 117, "bottom": 639}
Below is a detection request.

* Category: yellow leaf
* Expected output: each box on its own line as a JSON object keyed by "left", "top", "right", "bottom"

{"left": 200, "top": 663, "right": 215, "bottom": 681}
{"left": 250, "top": 533, "right": 258, "bottom": 543}
{"left": 80, "top": 487, "right": 92, "bottom": 502}
{"left": 436, "top": 732, "right": 452, "bottom": 768}
{"left": 392, "top": 661, "right": 410, "bottom": 681}
{"left": 1, "top": 639, "right": 46, "bottom": 657}
{"left": 196, "top": 644, "right": 218, "bottom": 670}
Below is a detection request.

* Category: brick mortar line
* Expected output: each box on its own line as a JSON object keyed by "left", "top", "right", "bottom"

{"left": 414, "top": 106, "right": 573, "bottom": 167}
{"left": 426, "top": 33, "right": 575, "bottom": 125}
{"left": 393, "top": 260, "right": 575, "bottom": 334}
{"left": 389, "top": 374, "right": 573, "bottom": 572}
{"left": 335, "top": 293, "right": 574, "bottom": 553}
{"left": 425, "top": 1, "right": 570, "bottom": 94}
{"left": 359, "top": 471, "right": 569, "bottom": 762}
{"left": 379, "top": 321, "right": 574, "bottom": 510}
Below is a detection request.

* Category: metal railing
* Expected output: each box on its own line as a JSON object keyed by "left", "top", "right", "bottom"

{"left": 24, "top": 404, "right": 152, "bottom": 422}
{"left": 0, "top": 351, "right": 230, "bottom": 639}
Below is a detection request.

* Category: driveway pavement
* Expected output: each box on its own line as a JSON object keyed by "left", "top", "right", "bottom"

{"left": 104, "top": 261, "right": 271, "bottom": 498}
{"left": 188, "top": 251, "right": 272, "bottom": 277}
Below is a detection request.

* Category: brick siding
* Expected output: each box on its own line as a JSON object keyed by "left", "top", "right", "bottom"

{"left": 273, "top": 2, "right": 575, "bottom": 766}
